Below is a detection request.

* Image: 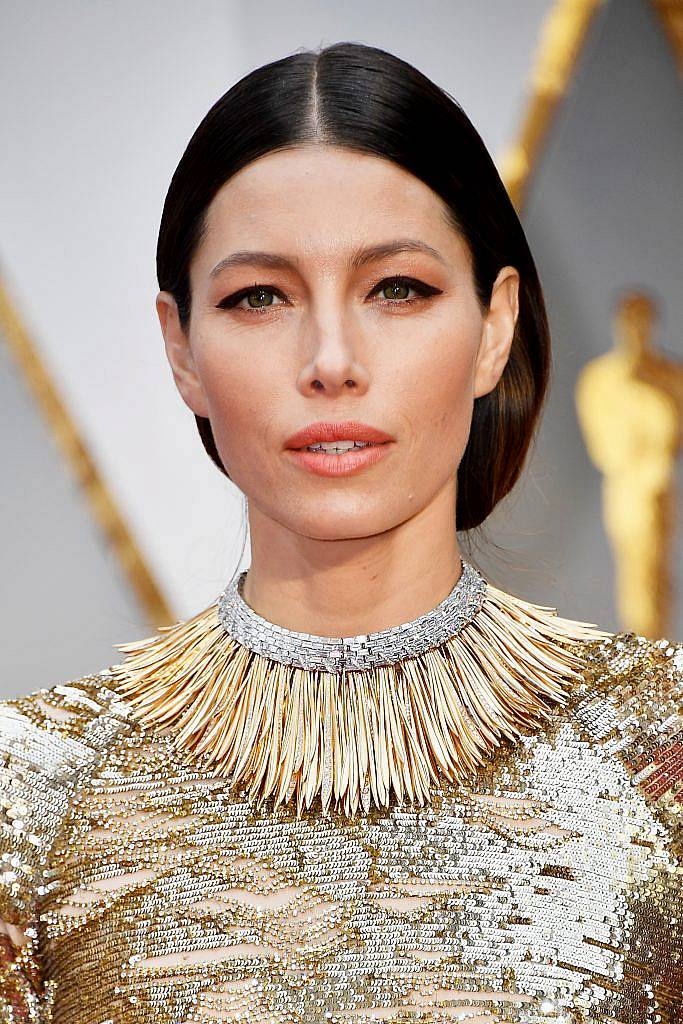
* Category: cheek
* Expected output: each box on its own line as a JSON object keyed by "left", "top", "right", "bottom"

{"left": 397, "top": 325, "right": 478, "bottom": 450}
{"left": 192, "top": 337, "right": 275, "bottom": 477}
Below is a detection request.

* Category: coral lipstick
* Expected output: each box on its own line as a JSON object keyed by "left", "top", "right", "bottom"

{"left": 284, "top": 420, "right": 394, "bottom": 448}
{"left": 284, "top": 420, "right": 395, "bottom": 477}
{"left": 288, "top": 443, "right": 393, "bottom": 477}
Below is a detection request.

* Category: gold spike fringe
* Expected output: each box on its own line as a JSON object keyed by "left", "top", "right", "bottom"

{"left": 108, "top": 581, "right": 612, "bottom": 818}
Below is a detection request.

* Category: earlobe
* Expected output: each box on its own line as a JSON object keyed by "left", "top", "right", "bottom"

{"left": 156, "top": 291, "right": 210, "bottom": 418}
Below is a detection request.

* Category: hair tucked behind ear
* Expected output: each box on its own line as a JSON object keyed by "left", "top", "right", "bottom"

{"left": 157, "top": 42, "right": 551, "bottom": 532}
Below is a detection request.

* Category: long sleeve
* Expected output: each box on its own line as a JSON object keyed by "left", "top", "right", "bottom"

{"left": 0, "top": 701, "right": 53, "bottom": 1022}
{"left": 0, "top": 679, "right": 134, "bottom": 1022}
{"left": 0, "top": 924, "right": 49, "bottom": 1023}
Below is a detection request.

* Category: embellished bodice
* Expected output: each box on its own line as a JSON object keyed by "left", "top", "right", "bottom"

{"left": 1, "top": 628, "right": 682, "bottom": 1023}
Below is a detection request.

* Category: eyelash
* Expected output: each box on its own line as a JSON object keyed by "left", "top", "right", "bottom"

{"left": 215, "top": 276, "right": 441, "bottom": 314}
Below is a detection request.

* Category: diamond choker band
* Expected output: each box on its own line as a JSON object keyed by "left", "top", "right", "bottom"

{"left": 217, "top": 559, "right": 488, "bottom": 672}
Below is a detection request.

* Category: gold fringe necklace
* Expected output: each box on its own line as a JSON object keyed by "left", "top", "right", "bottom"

{"left": 109, "top": 560, "right": 612, "bottom": 818}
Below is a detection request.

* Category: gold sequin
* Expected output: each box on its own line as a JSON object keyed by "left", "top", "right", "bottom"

{"left": 1, "top": 629, "right": 681, "bottom": 1022}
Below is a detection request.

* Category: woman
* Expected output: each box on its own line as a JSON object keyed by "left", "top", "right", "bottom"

{"left": 1, "top": 41, "right": 681, "bottom": 1024}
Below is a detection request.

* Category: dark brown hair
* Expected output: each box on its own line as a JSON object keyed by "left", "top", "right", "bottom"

{"left": 156, "top": 42, "right": 551, "bottom": 532}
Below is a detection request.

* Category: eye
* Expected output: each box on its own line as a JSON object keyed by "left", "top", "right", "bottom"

{"left": 368, "top": 275, "right": 440, "bottom": 306}
{"left": 216, "top": 284, "right": 287, "bottom": 312}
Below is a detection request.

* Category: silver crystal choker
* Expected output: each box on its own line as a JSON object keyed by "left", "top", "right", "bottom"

{"left": 217, "top": 558, "right": 488, "bottom": 672}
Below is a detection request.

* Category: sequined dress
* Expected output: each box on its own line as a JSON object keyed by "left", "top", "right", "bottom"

{"left": 1, "top": 562, "right": 681, "bottom": 1023}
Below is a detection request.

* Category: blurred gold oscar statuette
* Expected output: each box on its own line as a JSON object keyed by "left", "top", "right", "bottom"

{"left": 575, "top": 291, "right": 683, "bottom": 639}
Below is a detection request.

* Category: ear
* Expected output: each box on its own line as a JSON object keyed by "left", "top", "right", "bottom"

{"left": 473, "top": 266, "right": 520, "bottom": 399}
{"left": 156, "top": 291, "right": 210, "bottom": 418}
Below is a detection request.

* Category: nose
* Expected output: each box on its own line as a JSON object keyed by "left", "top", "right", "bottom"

{"left": 297, "top": 310, "right": 370, "bottom": 396}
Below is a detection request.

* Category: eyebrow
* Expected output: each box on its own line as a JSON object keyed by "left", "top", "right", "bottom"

{"left": 208, "top": 238, "right": 448, "bottom": 278}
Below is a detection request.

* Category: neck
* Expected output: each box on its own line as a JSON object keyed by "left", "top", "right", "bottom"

{"left": 243, "top": 488, "right": 463, "bottom": 636}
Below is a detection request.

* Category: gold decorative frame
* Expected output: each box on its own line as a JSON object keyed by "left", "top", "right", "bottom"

{"left": 498, "top": 0, "right": 605, "bottom": 210}
{"left": 0, "top": 0, "right": 619, "bottom": 627}
{"left": 0, "top": 276, "right": 173, "bottom": 626}
{"left": 651, "top": 0, "right": 683, "bottom": 74}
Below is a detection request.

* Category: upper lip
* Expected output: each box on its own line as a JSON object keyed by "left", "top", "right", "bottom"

{"left": 285, "top": 420, "right": 395, "bottom": 449}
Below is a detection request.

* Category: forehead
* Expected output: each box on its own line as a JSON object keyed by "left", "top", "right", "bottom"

{"left": 196, "top": 144, "right": 465, "bottom": 268}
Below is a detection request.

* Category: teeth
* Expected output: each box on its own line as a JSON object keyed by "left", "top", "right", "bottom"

{"left": 305, "top": 440, "right": 375, "bottom": 453}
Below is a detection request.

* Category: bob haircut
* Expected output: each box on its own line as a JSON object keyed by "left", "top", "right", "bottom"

{"left": 156, "top": 42, "right": 551, "bottom": 533}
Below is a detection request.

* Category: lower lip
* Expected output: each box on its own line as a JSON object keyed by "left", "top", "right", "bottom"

{"left": 286, "top": 442, "right": 394, "bottom": 476}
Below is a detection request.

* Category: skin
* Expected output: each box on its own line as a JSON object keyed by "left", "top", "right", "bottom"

{"left": 157, "top": 143, "right": 519, "bottom": 635}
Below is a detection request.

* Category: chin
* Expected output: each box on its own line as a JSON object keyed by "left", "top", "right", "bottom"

{"left": 278, "top": 504, "right": 391, "bottom": 541}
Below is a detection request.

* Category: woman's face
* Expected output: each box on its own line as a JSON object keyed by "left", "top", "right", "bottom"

{"left": 158, "top": 144, "right": 519, "bottom": 543}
